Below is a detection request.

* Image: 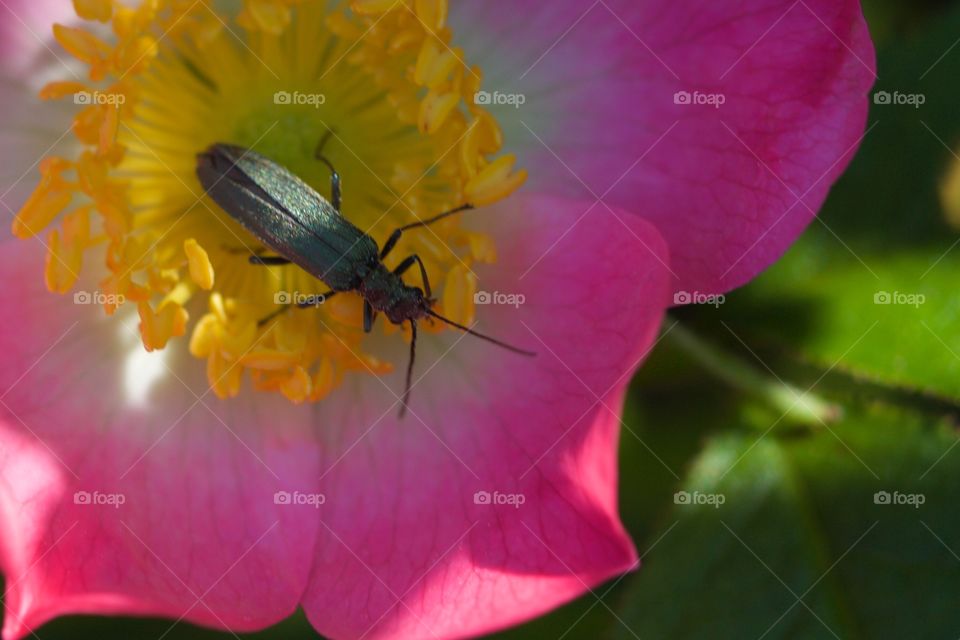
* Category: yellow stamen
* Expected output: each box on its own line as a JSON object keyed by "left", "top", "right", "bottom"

{"left": 72, "top": 0, "right": 112, "bottom": 23}
{"left": 415, "top": 0, "right": 447, "bottom": 31}
{"left": 47, "top": 206, "right": 92, "bottom": 295}
{"left": 351, "top": 0, "right": 399, "bottom": 15}
{"left": 12, "top": 158, "right": 73, "bottom": 239}
{"left": 138, "top": 300, "right": 188, "bottom": 352}
{"left": 39, "top": 81, "right": 89, "bottom": 99}
{"left": 239, "top": 0, "right": 292, "bottom": 35}
{"left": 208, "top": 351, "right": 244, "bottom": 398}
{"left": 183, "top": 239, "right": 215, "bottom": 291}
{"left": 419, "top": 91, "right": 461, "bottom": 134}
{"left": 280, "top": 366, "right": 312, "bottom": 403}
{"left": 441, "top": 264, "right": 477, "bottom": 326}
{"left": 466, "top": 155, "right": 528, "bottom": 206}
{"left": 241, "top": 350, "right": 303, "bottom": 371}
{"left": 310, "top": 357, "right": 336, "bottom": 401}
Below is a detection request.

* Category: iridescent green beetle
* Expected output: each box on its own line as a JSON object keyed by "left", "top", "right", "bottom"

{"left": 196, "top": 137, "right": 533, "bottom": 416}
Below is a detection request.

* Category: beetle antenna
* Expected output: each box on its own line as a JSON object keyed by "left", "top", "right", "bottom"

{"left": 399, "top": 319, "right": 417, "bottom": 418}
{"left": 424, "top": 309, "right": 536, "bottom": 356}
{"left": 397, "top": 203, "right": 474, "bottom": 232}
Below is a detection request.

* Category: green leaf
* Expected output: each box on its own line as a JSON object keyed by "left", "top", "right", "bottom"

{"left": 710, "top": 248, "right": 960, "bottom": 403}
{"left": 614, "top": 404, "right": 960, "bottom": 639}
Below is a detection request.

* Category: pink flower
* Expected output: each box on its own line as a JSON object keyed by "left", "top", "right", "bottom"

{"left": 0, "top": 1, "right": 873, "bottom": 639}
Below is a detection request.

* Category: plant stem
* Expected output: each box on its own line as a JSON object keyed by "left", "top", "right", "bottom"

{"left": 664, "top": 319, "right": 840, "bottom": 426}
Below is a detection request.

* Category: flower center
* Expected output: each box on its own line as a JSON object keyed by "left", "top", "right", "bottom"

{"left": 13, "top": 0, "right": 526, "bottom": 403}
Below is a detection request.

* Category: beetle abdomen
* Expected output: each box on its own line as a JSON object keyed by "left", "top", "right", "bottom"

{"left": 197, "top": 143, "right": 380, "bottom": 291}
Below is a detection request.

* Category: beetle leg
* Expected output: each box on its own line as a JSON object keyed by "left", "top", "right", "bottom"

{"left": 314, "top": 131, "right": 342, "bottom": 212}
{"left": 363, "top": 300, "right": 377, "bottom": 333}
{"left": 258, "top": 290, "right": 336, "bottom": 325}
{"left": 393, "top": 254, "right": 431, "bottom": 299}
{"left": 296, "top": 290, "right": 337, "bottom": 309}
{"left": 398, "top": 319, "right": 417, "bottom": 418}
{"left": 257, "top": 305, "right": 291, "bottom": 327}
{"left": 223, "top": 245, "right": 270, "bottom": 257}
{"left": 314, "top": 155, "right": 341, "bottom": 212}
{"left": 249, "top": 255, "right": 291, "bottom": 266}
{"left": 316, "top": 127, "right": 335, "bottom": 153}
{"left": 379, "top": 204, "right": 474, "bottom": 259}
{"left": 379, "top": 229, "right": 403, "bottom": 260}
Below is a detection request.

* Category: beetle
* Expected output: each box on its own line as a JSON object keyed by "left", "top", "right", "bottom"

{"left": 196, "top": 134, "right": 534, "bottom": 416}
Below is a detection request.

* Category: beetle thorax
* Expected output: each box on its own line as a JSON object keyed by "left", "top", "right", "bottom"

{"left": 359, "top": 267, "right": 428, "bottom": 324}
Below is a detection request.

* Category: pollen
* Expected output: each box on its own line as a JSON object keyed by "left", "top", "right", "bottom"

{"left": 14, "top": 0, "right": 525, "bottom": 403}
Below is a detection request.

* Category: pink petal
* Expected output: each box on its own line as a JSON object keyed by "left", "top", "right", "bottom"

{"left": 0, "top": 0, "right": 75, "bottom": 76}
{"left": 0, "top": 242, "right": 323, "bottom": 637}
{"left": 451, "top": 0, "right": 875, "bottom": 295}
{"left": 300, "top": 194, "right": 670, "bottom": 639}
{"left": 0, "top": 193, "right": 669, "bottom": 638}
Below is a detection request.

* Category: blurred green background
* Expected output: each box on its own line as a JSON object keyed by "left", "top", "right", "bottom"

{"left": 13, "top": 0, "right": 960, "bottom": 637}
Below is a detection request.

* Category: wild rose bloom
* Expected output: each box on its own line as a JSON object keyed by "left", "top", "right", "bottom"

{"left": 0, "top": 1, "right": 873, "bottom": 639}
